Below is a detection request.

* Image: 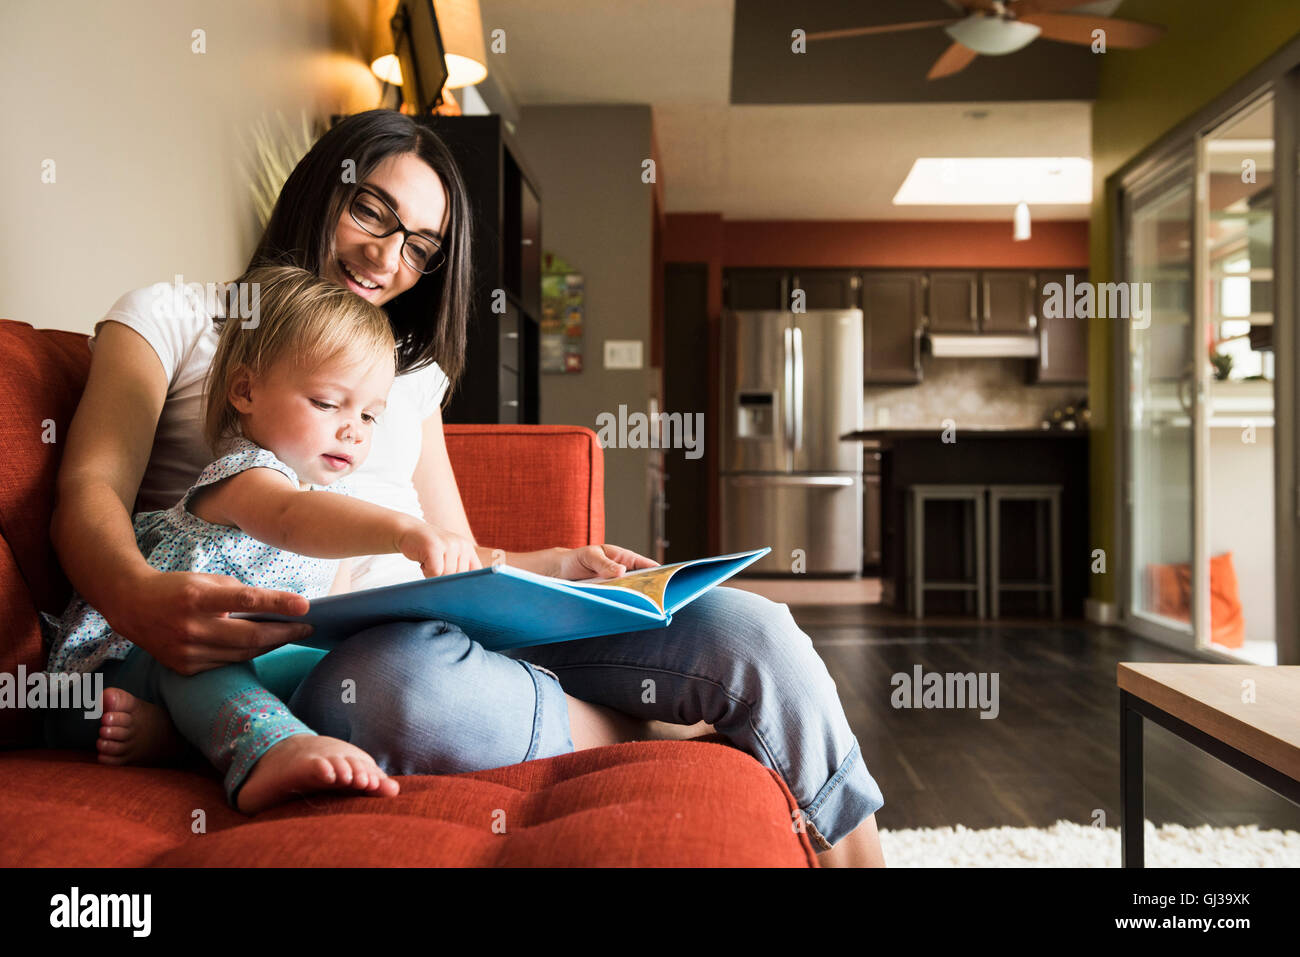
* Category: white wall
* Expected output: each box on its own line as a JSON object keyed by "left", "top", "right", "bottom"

{"left": 0, "top": 0, "right": 380, "bottom": 334}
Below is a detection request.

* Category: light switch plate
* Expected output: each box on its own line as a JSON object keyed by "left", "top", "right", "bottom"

{"left": 603, "top": 339, "right": 643, "bottom": 369}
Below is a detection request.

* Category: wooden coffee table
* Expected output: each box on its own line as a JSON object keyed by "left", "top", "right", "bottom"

{"left": 1117, "top": 663, "right": 1300, "bottom": 867}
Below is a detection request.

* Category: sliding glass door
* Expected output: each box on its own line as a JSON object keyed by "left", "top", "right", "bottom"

{"left": 1120, "top": 93, "right": 1281, "bottom": 663}
{"left": 1125, "top": 160, "right": 1197, "bottom": 650}
{"left": 1201, "top": 95, "right": 1277, "bottom": 664}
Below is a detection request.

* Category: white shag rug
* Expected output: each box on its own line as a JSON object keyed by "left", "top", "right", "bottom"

{"left": 879, "top": 821, "right": 1300, "bottom": 867}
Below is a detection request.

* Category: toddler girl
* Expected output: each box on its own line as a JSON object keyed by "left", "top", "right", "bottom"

{"left": 43, "top": 265, "right": 480, "bottom": 812}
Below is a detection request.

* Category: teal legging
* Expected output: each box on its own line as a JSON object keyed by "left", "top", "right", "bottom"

{"left": 44, "top": 643, "right": 328, "bottom": 808}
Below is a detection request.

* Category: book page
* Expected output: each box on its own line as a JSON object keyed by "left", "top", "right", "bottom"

{"left": 576, "top": 562, "right": 689, "bottom": 615}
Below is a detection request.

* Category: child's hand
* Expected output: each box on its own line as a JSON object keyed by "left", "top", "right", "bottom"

{"left": 397, "top": 523, "right": 482, "bottom": 577}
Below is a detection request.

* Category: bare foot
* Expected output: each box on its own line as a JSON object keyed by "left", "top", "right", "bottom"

{"left": 97, "top": 687, "right": 187, "bottom": 766}
{"left": 235, "top": 734, "right": 401, "bottom": 814}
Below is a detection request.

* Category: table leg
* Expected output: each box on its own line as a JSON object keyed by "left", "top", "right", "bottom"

{"left": 1120, "top": 690, "right": 1144, "bottom": 868}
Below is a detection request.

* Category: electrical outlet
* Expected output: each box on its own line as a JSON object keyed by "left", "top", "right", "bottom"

{"left": 603, "top": 340, "right": 643, "bottom": 370}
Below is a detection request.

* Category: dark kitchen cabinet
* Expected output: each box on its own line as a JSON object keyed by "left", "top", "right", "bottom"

{"left": 1032, "top": 271, "right": 1089, "bottom": 384}
{"left": 723, "top": 269, "right": 862, "bottom": 312}
{"left": 863, "top": 446, "right": 883, "bottom": 569}
{"left": 982, "top": 270, "right": 1038, "bottom": 333}
{"left": 927, "top": 271, "right": 980, "bottom": 332}
{"left": 792, "top": 270, "right": 859, "bottom": 310}
{"left": 419, "top": 114, "right": 540, "bottom": 424}
{"left": 862, "top": 272, "right": 923, "bottom": 384}
{"left": 724, "top": 269, "right": 790, "bottom": 310}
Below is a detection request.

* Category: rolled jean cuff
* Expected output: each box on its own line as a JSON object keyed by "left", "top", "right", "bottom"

{"left": 518, "top": 660, "right": 574, "bottom": 761}
{"left": 801, "top": 740, "right": 884, "bottom": 851}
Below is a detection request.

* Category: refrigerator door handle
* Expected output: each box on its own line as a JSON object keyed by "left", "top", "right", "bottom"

{"left": 728, "top": 475, "right": 855, "bottom": 487}
{"left": 792, "top": 325, "right": 804, "bottom": 452}
{"left": 783, "top": 325, "right": 794, "bottom": 454}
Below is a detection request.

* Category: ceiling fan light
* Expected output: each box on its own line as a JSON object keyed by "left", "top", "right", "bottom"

{"left": 944, "top": 16, "right": 1041, "bottom": 56}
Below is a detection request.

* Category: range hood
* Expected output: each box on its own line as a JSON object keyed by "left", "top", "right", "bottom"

{"left": 926, "top": 333, "right": 1039, "bottom": 358}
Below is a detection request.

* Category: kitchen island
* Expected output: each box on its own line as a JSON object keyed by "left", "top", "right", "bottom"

{"left": 842, "top": 428, "right": 1090, "bottom": 617}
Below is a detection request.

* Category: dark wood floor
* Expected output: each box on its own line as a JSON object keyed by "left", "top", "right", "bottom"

{"left": 795, "top": 605, "right": 1300, "bottom": 832}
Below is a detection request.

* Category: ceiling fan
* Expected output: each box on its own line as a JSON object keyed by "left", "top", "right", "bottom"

{"left": 805, "top": 0, "right": 1166, "bottom": 79}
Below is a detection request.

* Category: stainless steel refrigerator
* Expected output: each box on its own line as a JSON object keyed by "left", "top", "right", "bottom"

{"left": 720, "top": 309, "right": 863, "bottom": 575}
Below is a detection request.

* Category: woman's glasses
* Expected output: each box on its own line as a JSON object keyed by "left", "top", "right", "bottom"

{"left": 348, "top": 186, "right": 446, "bottom": 274}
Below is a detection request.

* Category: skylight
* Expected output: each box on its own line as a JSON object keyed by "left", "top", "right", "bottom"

{"left": 892, "top": 157, "right": 1092, "bottom": 206}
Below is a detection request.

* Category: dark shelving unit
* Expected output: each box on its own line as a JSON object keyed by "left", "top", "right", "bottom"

{"left": 419, "top": 115, "right": 541, "bottom": 423}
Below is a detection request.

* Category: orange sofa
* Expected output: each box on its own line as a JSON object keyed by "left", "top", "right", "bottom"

{"left": 0, "top": 319, "right": 816, "bottom": 867}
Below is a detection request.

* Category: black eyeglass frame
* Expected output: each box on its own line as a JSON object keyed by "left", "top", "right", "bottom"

{"left": 347, "top": 185, "right": 446, "bottom": 274}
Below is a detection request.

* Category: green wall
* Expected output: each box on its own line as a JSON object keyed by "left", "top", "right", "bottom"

{"left": 1089, "top": 0, "right": 1300, "bottom": 606}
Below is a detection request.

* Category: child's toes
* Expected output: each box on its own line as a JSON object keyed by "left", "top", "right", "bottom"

{"left": 99, "top": 709, "right": 132, "bottom": 730}
{"left": 97, "top": 738, "right": 131, "bottom": 763}
{"left": 345, "top": 757, "right": 372, "bottom": 790}
{"left": 307, "top": 755, "right": 337, "bottom": 786}
{"left": 359, "top": 761, "right": 396, "bottom": 795}
{"left": 327, "top": 755, "right": 355, "bottom": 786}
{"left": 102, "top": 687, "right": 133, "bottom": 713}
{"left": 98, "top": 723, "right": 132, "bottom": 741}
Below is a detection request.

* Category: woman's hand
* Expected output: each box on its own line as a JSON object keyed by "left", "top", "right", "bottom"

{"left": 107, "top": 568, "right": 315, "bottom": 676}
{"left": 549, "top": 544, "right": 660, "bottom": 581}
{"left": 397, "top": 522, "right": 483, "bottom": 577}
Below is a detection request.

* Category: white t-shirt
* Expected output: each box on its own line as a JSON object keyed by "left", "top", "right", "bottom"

{"left": 91, "top": 281, "right": 450, "bottom": 591}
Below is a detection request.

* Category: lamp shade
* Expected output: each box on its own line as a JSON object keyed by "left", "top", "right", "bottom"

{"left": 371, "top": 0, "right": 402, "bottom": 83}
{"left": 369, "top": 0, "right": 487, "bottom": 89}
{"left": 435, "top": 0, "right": 487, "bottom": 88}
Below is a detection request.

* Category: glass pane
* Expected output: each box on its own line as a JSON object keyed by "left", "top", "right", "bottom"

{"left": 1203, "top": 96, "right": 1276, "bottom": 664}
{"left": 1129, "top": 168, "right": 1194, "bottom": 634}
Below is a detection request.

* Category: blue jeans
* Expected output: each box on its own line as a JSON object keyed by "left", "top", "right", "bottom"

{"left": 501, "top": 586, "right": 884, "bottom": 849}
{"left": 46, "top": 586, "right": 883, "bottom": 849}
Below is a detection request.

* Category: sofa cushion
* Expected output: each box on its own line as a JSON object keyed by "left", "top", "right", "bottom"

{"left": 443, "top": 424, "right": 605, "bottom": 551}
{"left": 0, "top": 321, "right": 91, "bottom": 618}
{"left": 0, "top": 321, "right": 94, "bottom": 746}
{"left": 0, "top": 740, "right": 818, "bottom": 866}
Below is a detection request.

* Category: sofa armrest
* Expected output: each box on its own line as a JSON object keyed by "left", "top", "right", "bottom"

{"left": 442, "top": 425, "right": 604, "bottom": 552}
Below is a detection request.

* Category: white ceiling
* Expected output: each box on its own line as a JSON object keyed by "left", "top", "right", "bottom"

{"left": 479, "top": 0, "right": 1093, "bottom": 220}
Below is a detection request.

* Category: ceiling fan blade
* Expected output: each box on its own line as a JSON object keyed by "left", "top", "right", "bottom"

{"left": 1020, "top": 13, "right": 1166, "bottom": 48}
{"left": 806, "top": 19, "right": 960, "bottom": 42}
{"left": 927, "top": 42, "right": 979, "bottom": 79}
{"left": 1012, "top": 0, "right": 1093, "bottom": 15}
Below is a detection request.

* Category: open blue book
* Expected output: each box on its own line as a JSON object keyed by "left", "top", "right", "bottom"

{"left": 242, "top": 547, "right": 770, "bottom": 652}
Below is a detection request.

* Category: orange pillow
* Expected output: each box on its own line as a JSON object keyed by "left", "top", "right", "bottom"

{"left": 1144, "top": 552, "right": 1244, "bottom": 648}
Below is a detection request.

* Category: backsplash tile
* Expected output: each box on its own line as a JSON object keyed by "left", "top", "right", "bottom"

{"left": 864, "top": 357, "right": 1085, "bottom": 429}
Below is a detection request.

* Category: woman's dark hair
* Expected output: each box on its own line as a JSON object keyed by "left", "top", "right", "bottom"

{"left": 240, "top": 109, "right": 472, "bottom": 399}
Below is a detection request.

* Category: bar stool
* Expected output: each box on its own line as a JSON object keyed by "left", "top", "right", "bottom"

{"left": 988, "top": 484, "right": 1062, "bottom": 619}
{"left": 905, "top": 484, "right": 987, "bottom": 619}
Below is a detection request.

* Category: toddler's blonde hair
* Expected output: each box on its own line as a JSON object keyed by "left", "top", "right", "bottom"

{"left": 203, "top": 265, "right": 396, "bottom": 453}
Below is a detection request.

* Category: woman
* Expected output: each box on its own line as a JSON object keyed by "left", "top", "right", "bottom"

{"left": 47, "top": 109, "right": 885, "bottom": 866}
